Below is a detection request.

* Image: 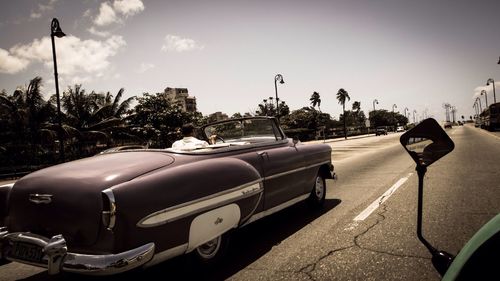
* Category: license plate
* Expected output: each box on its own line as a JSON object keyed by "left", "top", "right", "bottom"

{"left": 10, "top": 242, "right": 43, "bottom": 263}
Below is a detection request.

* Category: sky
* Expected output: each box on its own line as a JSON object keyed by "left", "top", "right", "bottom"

{"left": 1, "top": 0, "right": 500, "bottom": 121}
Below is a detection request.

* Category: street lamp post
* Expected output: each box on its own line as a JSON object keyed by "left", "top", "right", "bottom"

{"left": 486, "top": 78, "right": 496, "bottom": 104}
{"left": 51, "top": 18, "right": 65, "bottom": 162}
{"left": 476, "top": 97, "right": 483, "bottom": 112}
{"left": 274, "top": 74, "right": 284, "bottom": 119}
{"left": 480, "top": 90, "right": 488, "bottom": 108}
{"left": 372, "top": 99, "right": 379, "bottom": 111}
{"left": 392, "top": 104, "right": 397, "bottom": 130}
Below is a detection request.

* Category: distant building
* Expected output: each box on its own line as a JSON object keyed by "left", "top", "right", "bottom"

{"left": 209, "top": 111, "right": 229, "bottom": 122}
{"left": 164, "top": 87, "right": 197, "bottom": 112}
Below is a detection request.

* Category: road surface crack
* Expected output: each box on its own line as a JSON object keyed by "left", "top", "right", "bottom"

{"left": 295, "top": 203, "right": 428, "bottom": 281}
{"left": 297, "top": 245, "right": 355, "bottom": 281}
{"left": 354, "top": 204, "right": 429, "bottom": 260}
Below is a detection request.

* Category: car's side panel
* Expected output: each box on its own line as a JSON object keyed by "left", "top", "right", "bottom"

{"left": 109, "top": 158, "right": 262, "bottom": 254}
{"left": 258, "top": 145, "right": 308, "bottom": 210}
{"left": 294, "top": 143, "right": 333, "bottom": 194}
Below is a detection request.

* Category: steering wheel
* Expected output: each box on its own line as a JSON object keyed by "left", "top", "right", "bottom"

{"left": 215, "top": 135, "right": 225, "bottom": 143}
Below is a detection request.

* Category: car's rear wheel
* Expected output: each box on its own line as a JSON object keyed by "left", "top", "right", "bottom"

{"left": 307, "top": 172, "right": 326, "bottom": 208}
{"left": 194, "top": 232, "right": 230, "bottom": 265}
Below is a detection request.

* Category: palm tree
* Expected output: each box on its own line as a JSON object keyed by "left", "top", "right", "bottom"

{"left": 336, "top": 88, "right": 350, "bottom": 139}
{"left": 0, "top": 77, "right": 58, "bottom": 165}
{"left": 94, "top": 88, "right": 135, "bottom": 119}
{"left": 310, "top": 91, "right": 321, "bottom": 111}
{"left": 93, "top": 88, "right": 136, "bottom": 144}
{"left": 352, "top": 101, "right": 360, "bottom": 112}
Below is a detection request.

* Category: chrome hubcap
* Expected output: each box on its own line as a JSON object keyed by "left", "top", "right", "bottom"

{"left": 315, "top": 176, "right": 324, "bottom": 199}
{"left": 196, "top": 236, "right": 221, "bottom": 259}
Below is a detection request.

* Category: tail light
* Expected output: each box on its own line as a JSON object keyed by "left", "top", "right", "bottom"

{"left": 101, "top": 189, "right": 116, "bottom": 230}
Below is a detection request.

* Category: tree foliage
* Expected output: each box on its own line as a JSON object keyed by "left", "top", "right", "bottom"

{"left": 336, "top": 88, "right": 350, "bottom": 139}
{"left": 310, "top": 91, "right": 321, "bottom": 111}
{"left": 369, "top": 109, "right": 408, "bottom": 128}
{"left": 127, "top": 92, "right": 202, "bottom": 148}
{"left": 255, "top": 97, "right": 290, "bottom": 119}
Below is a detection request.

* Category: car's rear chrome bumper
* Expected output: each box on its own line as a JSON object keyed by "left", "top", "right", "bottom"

{"left": 0, "top": 227, "right": 155, "bottom": 275}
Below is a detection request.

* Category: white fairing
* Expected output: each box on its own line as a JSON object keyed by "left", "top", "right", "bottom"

{"left": 186, "top": 204, "right": 240, "bottom": 252}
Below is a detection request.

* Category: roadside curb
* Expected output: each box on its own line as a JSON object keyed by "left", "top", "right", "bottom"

{"left": 304, "top": 133, "right": 399, "bottom": 144}
{"left": 468, "top": 125, "right": 500, "bottom": 140}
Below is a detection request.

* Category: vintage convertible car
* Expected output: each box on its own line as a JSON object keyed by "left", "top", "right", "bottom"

{"left": 0, "top": 117, "right": 334, "bottom": 276}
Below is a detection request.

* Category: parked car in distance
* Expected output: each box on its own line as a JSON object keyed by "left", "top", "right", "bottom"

{"left": 375, "top": 126, "right": 388, "bottom": 136}
{"left": 396, "top": 126, "right": 405, "bottom": 132}
{"left": 444, "top": 122, "right": 452, "bottom": 129}
{"left": 0, "top": 117, "right": 335, "bottom": 276}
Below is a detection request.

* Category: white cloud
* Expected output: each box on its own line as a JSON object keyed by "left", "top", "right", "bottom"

{"left": 26, "top": 0, "right": 57, "bottom": 21}
{"left": 161, "top": 35, "right": 205, "bottom": 52}
{"left": 38, "top": 0, "right": 58, "bottom": 12}
{"left": 9, "top": 35, "right": 126, "bottom": 82}
{"left": 30, "top": 12, "right": 42, "bottom": 19}
{"left": 94, "top": 2, "right": 120, "bottom": 26}
{"left": 113, "top": 0, "right": 144, "bottom": 17}
{"left": 88, "top": 27, "right": 111, "bottom": 37}
{"left": 0, "top": 48, "right": 30, "bottom": 74}
{"left": 93, "top": 0, "right": 144, "bottom": 26}
{"left": 83, "top": 9, "right": 92, "bottom": 18}
{"left": 137, "top": 62, "right": 155, "bottom": 73}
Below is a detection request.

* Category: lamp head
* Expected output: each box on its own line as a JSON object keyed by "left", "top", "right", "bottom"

{"left": 275, "top": 74, "right": 284, "bottom": 84}
{"left": 51, "top": 18, "right": 66, "bottom": 38}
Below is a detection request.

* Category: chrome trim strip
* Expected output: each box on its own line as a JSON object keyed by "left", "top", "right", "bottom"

{"left": 239, "top": 192, "right": 263, "bottom": 224}
{"left": 264, "top": 160, "right": 331, "bottom": 180}
{"left": 137, "top": 180, "right": 263, "bottom": 228}
{"left": 143, "top": 243, "right": 188, "bottom": 268}
{"left": 241, "top": 194, "right": 309, "bottom": 227}
{"left": 29, "top": 194, "right": 53, "bottom": 204}
{"left": 101, "top": 188, "right": 117, "bottom": 230}
{"left": 0, "top": 231, "right": 155, "bottom": 275}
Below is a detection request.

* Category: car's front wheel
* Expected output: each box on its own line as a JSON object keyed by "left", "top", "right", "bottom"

{"left": 307, "top": 172, "right": 326, "bottom": 208}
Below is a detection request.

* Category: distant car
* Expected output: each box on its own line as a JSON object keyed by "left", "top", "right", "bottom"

{"left": 0, "top": 117, "right": 335, "bottom": 276}
{"left": 375, "top": 127, "right": 388, "bottom": 136}
{"left": 396, "top": 126, "right": 405, "bottom": 132}
{"left": 444, "top": 122, "right": 452, "bottom": 129}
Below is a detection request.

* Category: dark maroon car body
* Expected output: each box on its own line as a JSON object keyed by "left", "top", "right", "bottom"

{"left": 0, "top": 117, "right": 334, "bottom": 275}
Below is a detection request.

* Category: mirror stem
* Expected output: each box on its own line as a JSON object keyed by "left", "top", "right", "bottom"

{"left": 416, "top": 165, "right": 435, "bottom": 254}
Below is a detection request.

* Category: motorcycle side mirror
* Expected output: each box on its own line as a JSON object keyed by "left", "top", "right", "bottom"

{"left": 400, "top": 118, "right": 456, "bottom": 276}
{"left": 400, "top": 118, "right": 454, "bottom": 168}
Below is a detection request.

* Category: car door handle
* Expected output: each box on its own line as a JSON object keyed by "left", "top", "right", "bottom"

{"left": 257, "top": 151, "right": 268, "bottom": 159}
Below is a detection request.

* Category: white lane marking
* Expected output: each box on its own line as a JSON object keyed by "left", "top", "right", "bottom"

{"left": 353, "top": 173, "right": 413, "bottom": 221}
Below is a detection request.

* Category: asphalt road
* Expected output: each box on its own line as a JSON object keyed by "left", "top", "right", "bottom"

{"left": 0, "top": 125, "right": 498, "bottom": 281}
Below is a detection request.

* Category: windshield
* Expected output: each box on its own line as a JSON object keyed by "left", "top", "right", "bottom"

{"left": 203, "top": 118, "right": 283, "bottom": 144}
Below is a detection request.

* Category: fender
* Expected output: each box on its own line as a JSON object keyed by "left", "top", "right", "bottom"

{"left": 186, "top": 203, "right": 240, "bottom": 252}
